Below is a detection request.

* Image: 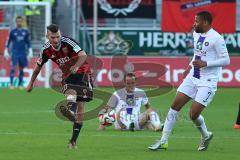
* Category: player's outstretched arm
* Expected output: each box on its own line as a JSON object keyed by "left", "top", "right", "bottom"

{"left": 26, "top": 64, "right": 42, "bottom": 92}
{"left": 206, "top": 56, "right": 230, "bottom": 67}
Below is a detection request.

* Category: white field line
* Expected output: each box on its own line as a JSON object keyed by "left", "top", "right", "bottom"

{"left": 0, "top": 110, "right": 54, "bottom": 114}
{"left": 0, "top": 131, "right": 239, "bottom": 139}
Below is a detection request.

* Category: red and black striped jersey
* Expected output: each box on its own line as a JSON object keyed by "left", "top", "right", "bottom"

{"left": 37, "top": 36, "right": 91, "bottom": 76}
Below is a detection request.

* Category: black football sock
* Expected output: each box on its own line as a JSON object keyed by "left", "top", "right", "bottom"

{"left": 10, "top": 68, "right": 15, "bottom": 86}
{"left": 18, "top": 70, "right": 24, "bottom": 87}
{"left": 70, "top": 122, "right": 83, "bottom": 143}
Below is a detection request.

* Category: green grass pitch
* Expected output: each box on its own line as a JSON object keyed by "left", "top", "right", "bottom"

{"left": 0, "top": 88, "right": 239, "bottom": 160}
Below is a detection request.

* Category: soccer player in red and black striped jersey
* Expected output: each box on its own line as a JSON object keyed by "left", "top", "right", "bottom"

{"left": 26, "top": 24, "right": 93, "bottom": 149}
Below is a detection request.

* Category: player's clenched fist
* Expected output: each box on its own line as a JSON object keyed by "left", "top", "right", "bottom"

{"left": 192, "top": 60, "right": 207, "bottom": 68}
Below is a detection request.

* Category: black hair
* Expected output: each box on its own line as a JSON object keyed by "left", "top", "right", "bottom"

{"left": 196, "top": 11, "right": 212, "bottom": 25}
{"left": 47, "top": 24, "right": 59, "bottom": 33}
{"left": 16, "top": 16, "right": 23, "bottom": 20}
{"left": 124, "top": 72, "right": 136, "bottom": 81}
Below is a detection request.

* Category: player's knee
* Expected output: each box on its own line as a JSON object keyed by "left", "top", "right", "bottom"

{"left": 189, "top": 111, "right": 198, "bottom": 120}
{"left": 67, "top": 95, "right": 77, "bottom": 102}
{"left": 65, "top": 89, "right": 77, "bottom": 96}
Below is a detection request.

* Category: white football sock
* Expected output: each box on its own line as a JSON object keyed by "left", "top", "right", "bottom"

{"left": 149, "top": 111, "right": 162, "bottom": 129}
{"left": 193, "top": 115, "right": 209, "bottom": 138}
{"left": 160, "top": 108, "right": 179, "bottom": 143}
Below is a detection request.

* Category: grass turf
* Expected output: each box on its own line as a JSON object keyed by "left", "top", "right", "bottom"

{"left": 0, "top": 88, "right": 239, "bottom": 160}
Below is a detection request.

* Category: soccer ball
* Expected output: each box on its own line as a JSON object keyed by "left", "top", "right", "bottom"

{"left": 99, "top": 110, "right": 116, "bottom": 126}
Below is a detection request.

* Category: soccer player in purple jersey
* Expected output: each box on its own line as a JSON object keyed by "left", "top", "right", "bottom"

{"left": 148, "top": 11, "right": 230, "bottom": 151}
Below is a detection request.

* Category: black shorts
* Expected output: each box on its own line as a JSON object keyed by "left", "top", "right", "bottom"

{"left": 62, "top": 73, "right": 93, "bottom": 102}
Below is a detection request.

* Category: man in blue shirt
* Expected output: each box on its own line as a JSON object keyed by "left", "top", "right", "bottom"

{"left": 4, "top": 16, "right": 33, "bottom": 89}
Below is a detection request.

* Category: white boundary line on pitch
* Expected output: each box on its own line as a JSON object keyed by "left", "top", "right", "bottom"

{"left": 0, "top": 131, "right": 239, "bottom": 139}
{"left": 0, "top": 110, "right": 54, "bottom": 114}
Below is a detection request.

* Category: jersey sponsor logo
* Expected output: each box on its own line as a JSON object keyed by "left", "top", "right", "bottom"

{"left": 196, "top": 42, "right": 203, "bottom": 50}
{"left": 195, "top": 36, "right": 207, "bottom": 56}
{"left": 56, "top": 56, "right": 70, "bottom": 65}
{"left": 196, "top": 36, "right": 206, "bottom": 50}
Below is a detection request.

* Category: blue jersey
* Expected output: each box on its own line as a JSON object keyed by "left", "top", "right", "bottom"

{"left": 6, "top": 28, "right": 31, "bottom": 56}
